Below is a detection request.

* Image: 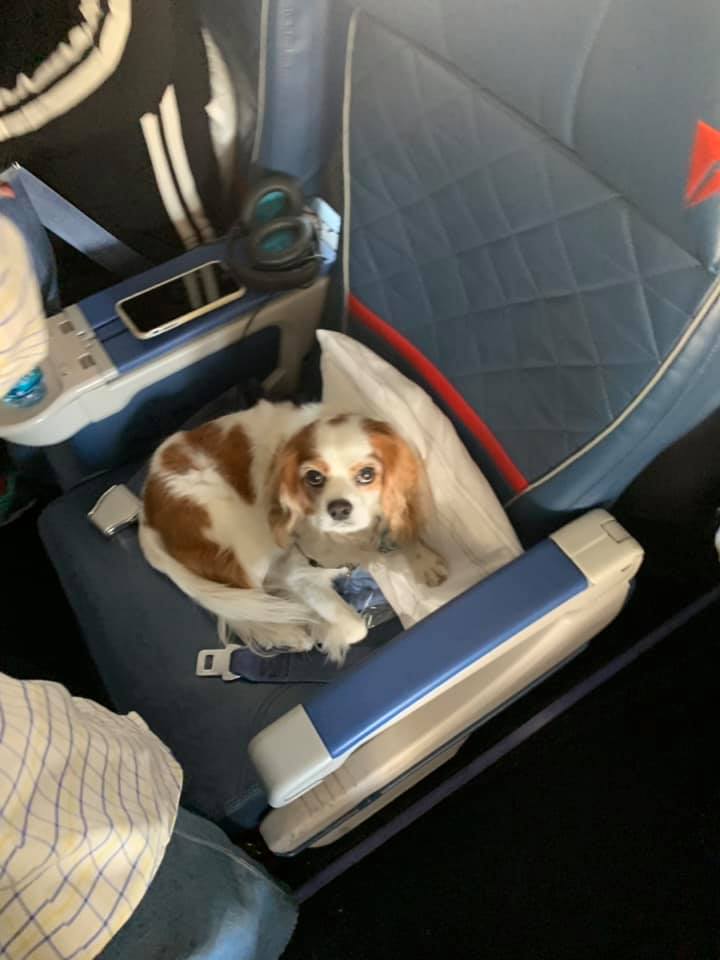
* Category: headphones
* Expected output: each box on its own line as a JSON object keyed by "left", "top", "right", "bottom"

{"left": 224, "top": 172, "right": 320, "bottom": 292}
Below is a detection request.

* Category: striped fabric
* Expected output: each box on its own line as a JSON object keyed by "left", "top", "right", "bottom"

{"left": 0, "top": 673, "right": 182, "bottom": 960}
{"left": 0, "top": 0, "right": 131, "bottom": 145}
{"left": 0, "top": 218, "right": 48, "bottom": 398}
{"left": 1, "top": 1, "right": 228, "bottom": 264}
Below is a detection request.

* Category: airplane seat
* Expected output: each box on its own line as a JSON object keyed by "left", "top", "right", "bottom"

{"left": 340, "top": 0, "right": 720, "bottom": 541}
{"left": 37, "top": 0, "right": 720, "bottom": 851}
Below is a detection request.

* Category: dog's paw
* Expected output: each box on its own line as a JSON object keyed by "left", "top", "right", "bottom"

{"left": 244, "top": 623, "right": 314, "bottom": 655}
{"left": 287, "top": 631, "right": 316, "bottom": 653}
{"left": 315, "top": 633, "right": 350, "bottom": 665}
{"left": 316, "top": 617, "right": 368, "bottom": 664}
{"left": 409, "top": 544, "right": 448, "bottom": 587}
{"left": 327, "top": 565, "right": 353, "bottom": 584}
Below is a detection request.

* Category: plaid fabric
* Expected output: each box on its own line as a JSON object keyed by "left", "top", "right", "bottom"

{"left": 0, "top": 674, "right": 182, "bottom": 959}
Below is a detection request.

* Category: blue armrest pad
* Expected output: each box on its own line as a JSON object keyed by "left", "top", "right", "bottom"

{"left": 76, "top": 242, "right": 274, "bottom": 375}
{"left": 304, "top": 540, "right": 587, "bottom": 758}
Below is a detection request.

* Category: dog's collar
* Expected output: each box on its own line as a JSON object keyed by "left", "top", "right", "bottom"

{"left": 292, "top": 524, "right": 397, "bottom": 569}
{"left": 292, "top": 541, "right": 326, "bottom": 568}
{"left": 292, "top": 541, "right": 359, "bottom": 574}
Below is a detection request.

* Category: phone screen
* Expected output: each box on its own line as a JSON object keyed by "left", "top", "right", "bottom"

{"left": 117, "top": 262, "right": 243, "bottom": 336}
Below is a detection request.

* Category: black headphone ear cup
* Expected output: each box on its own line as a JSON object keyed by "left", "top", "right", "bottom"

{"left": 238, "top": 173, "right": 305, "bottom": 233}
{"left": 228, "top": 258, "right": 320, "bottom": 293}
{"left": 248, "top": 216, "right": 314, "bottom": 270}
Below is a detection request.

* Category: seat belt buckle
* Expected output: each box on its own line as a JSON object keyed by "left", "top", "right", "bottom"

{"left": 196, "top": 645, "right": 243, "bottom": 681}
{"left": 87, "top": 484, "right": 140, "bottom": 537}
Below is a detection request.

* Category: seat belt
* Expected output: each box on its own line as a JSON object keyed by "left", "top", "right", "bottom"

{"left": 195, "top": 635, "right": 386, "bottom": 684}
{"left": 3, "top": 164, "right": 152, "bottom": 278}
{"left": 87, "top": 483, "right": 393, "bottom": 684}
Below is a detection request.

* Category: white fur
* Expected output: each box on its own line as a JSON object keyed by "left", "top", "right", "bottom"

{"left": 138, "top": 522, "right": 316, "bottom": 654}
{"left": 140, "top": 402, "right": 447, "bottom": 663}
{"left": 304, "top": 419, "right": 383, "bottom": 533}
{"left": 150, "top": 401, "right": 320, "bottom": 586}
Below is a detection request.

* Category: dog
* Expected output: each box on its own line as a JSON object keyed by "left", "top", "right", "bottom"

{"left": 139, "top": 401, "right": 448, "bottom": 662}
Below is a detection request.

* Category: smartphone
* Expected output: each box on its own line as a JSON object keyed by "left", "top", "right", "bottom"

{"left": 115, "top": 261, "right": 246, "bottom": 340}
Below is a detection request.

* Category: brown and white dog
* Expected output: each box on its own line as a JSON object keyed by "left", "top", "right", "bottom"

{"left": 139, "top": 401, "right": 448, "bottom": 662}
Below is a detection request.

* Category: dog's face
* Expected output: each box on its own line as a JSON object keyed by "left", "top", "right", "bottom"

{"left": 269, "top": 414, "right": 427, "bottom": 546}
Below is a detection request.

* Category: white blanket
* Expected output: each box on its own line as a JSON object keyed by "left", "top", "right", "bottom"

{"left": 319, "top": 331, "right": 523, "bottom": 627}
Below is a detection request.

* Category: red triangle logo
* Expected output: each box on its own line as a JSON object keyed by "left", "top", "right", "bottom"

{"left": 686, "top": 120, "right": 720, "bottom": 206}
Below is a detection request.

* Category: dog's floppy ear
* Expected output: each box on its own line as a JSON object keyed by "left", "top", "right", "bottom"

{"left": 267, "top": 425, "right": 314, "bottom": 547}
{"left": 364, "top": 419, "right": 429, "bottom": 545}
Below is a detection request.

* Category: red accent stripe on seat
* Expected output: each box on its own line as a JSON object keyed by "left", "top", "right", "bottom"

{"left": 348, "top": 294, "right": 528, "bottom": 494}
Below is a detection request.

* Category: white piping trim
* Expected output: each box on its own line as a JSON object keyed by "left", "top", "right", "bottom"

{"left": 139, "top": 111, "right": 199, "bottom": 250}
{"left": 341, "top": 10, "right": 360, "bottom": 333}
{"left": 507, "top": 273, "right": 720, "bottom": 504}
{"left": 158, "top": 84, "right": 216, "bottom": 243}
{"left": 0, "top": 0, "right": 131, "bottom": 142}
{"left": 250, "top": 0, "right": 270, "bottom": 165}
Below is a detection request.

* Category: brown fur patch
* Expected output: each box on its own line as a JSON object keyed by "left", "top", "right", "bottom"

{"left": 144, "top": 474, "right": 252, "bottom": 589}
{"left": 267, "top": 422, "right": 320, "bottom": 546}
{"left": 364, "top": 419, "right": 426, "bottom": 544}
{"left": 186, "top": 421, "right": 255, "bottom": 503}
{"left": 160, "top": 441, "right": 196, "bottom": 474}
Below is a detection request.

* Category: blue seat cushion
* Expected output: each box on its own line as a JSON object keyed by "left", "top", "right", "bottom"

{"left": 39, "top": 383, "right": 401, "bottom": 829}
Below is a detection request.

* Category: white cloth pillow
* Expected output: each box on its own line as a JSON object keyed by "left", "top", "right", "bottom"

{"left": 319, "top": 330, "right": 523, "bottom": 628}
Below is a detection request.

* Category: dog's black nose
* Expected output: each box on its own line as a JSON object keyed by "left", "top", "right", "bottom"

{"left": 328, "top": 499, "right": 353, "bottom": 521}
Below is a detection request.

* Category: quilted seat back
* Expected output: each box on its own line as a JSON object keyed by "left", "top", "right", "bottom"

{"left": 338, "top": 0, "right": 720, "bottom": 539}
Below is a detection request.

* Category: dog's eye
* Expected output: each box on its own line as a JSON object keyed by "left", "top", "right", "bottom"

{"left": 356, "top": 466, "right": 375, "bottom": 484}
{"left": 304, "top": 470, "right": 325, "bottom": 488}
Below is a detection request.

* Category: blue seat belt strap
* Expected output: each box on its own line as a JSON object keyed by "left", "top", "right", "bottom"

{"left": 195, "top": 639, "right": 382, "bottom": 684}
{"left": 5, "top": 164, "right": 152, "bottom": 278}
